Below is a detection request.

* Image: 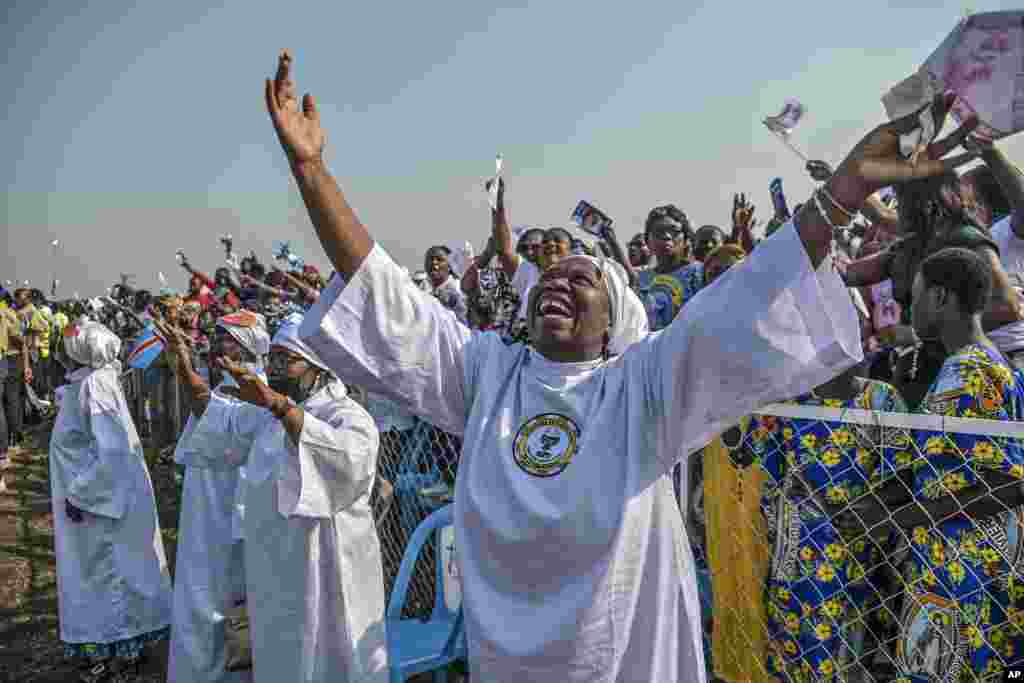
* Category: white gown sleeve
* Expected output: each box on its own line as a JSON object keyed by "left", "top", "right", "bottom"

{"left": 180, "top": 394, "right": 269, "bottom": 469}
{"left": 64, "top": 378, "right": 138, "bottom": 519}
{"left": 632, "top": 220, "right": 863, "bottom": 466}
{"left": 276, "top": 397, "right": 380, "bottom": 519}
{"left": 300, "top": 244, "right": 475, "bottom": 436}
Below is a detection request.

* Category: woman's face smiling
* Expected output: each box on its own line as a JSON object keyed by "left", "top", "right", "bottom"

{"left": 528, "top": 256, "right": 610, "bottom": 361}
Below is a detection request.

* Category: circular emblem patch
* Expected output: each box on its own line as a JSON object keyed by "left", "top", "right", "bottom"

{"left": 512, "top": 413, "right": 581, "bottom": 477}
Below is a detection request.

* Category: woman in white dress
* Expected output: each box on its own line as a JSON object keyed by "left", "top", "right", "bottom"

{"left": 50, "top": 319, "right": 173, "bottom": 682}
{"left": 156, "top": 312, "right": 388, "bottom": 683}
{"left": 167, "top": 310, "right": 270, "bottom": 683}
{"left": 264, "top": 50, "right": 978, "bottom": 682}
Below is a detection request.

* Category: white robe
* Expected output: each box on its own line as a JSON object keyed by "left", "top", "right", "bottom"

{"left": 49, "top": 365, "right": 173, "bottom": 647}
{"left": 300, "top": 221, "right": 863, "bottom": 683}
{"left": 183, "top": 380, "right": 389, "bottom": 683}
{"left": 167, "top": 377, "right": 265, "bottom": 683}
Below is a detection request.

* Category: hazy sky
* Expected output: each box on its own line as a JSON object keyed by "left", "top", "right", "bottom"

{"left": 4, "top": 0, "right": 1024, "bottom": 297}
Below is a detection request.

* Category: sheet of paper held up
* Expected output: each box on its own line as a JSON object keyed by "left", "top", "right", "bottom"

{"left": 487, "top": 155, "right": 503, "bottom": 211}
{"left": 883, "top": 10, "right": 1024, "bottom": 155}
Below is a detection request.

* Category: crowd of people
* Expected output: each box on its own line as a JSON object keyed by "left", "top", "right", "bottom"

{"left": 4, "top": 49, "right": 1024, "bottom": 683}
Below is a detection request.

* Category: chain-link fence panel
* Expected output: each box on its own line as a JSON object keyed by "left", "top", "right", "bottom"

{"left": 365, "top": 397, "right": 462, "bottom": 621}
{"left": 690, "top": 397, "right": 1024, "bottom": 683}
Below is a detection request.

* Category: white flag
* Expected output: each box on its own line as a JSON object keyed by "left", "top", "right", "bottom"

{"left": 763, "top": 100, "right": 806, "bottom": 137}
{"left": 487, "top": 154, "right": 503, "bottom": 212}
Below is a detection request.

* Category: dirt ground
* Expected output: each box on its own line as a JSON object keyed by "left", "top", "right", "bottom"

{"left": 0, "top": 422, "right": 180, "bottom": 682}
{"left": 0, "top": 421, "right": 461, "bottom": 683}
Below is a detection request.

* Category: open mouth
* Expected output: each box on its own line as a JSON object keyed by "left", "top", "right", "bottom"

{"left": 536, "top": 293, "right": 573, "bottom": 319}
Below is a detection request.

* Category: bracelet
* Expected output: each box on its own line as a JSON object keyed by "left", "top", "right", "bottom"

{"left": 818, "top": 185, "right": 855, "bottom": 220}
{"left": 811, "top": 190, "right": 852, "bottom": 231}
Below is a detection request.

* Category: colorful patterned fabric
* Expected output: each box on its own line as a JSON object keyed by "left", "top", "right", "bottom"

{"left": 886, "top": 343, "right": 1024, "bottom": 683}
{"left": 63, "top": 625, "right": 169, "bottom": 661}
{"left": 474, "top": 265, "right": 520, "bottom": 335}
{"left": 703, "top": 420, "right": 775, "bottom": 683}
{"left": 746, "top": 380, "right": 908, "bottom": 682}
{"left": 636, "top": 262, "right": 704, "bottom": 332}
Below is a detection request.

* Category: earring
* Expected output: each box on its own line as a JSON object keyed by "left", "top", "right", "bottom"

{"left": 601, "top": 330, "right": 610, "bottom": 360}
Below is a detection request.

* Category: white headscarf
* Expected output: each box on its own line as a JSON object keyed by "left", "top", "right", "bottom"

{"left": 272, "top": 312, "right": 330, "bottom": 371}
{"left": 595, "top": 256, "right": 649, "bottom": 356}
{"left": 527, "top": 255, "right": 648, "bottom": 357}
{"left": 64, "top": 318, "right": 121, "bottom": 370}
{"left": 217, "top": 310, "right": 271, "bottom": 359}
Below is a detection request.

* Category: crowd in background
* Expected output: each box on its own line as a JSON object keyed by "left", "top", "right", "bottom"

{"left": 6, "top": 81, "right": 1024, "bottom": 682}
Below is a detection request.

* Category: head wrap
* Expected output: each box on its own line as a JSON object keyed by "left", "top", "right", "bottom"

{"left": 272, "top": 312, "right": 330, "bottom": 371}
{"left": 64, "top": 318, "right": 121, "bottom": 369}
{"left": 594, "top": 256, "right": 649, "bottom": 356}
{"left": 217, "top": 310, "right": 271, "bottom": 359}
{"left": 529, "top": 255, "right": 648, "bottom": 357}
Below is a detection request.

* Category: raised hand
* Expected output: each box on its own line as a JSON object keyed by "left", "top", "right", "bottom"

{"left": 732, "top": 193, "right": 756, "bottom": 231}
{"left": 151, "top": 313, "right": 192, "bottom": 376}
{"left": 218, "top": 356, "right": 280, "bottom": 410}
{"left": 265, "top": 50, "right": 326, "bottom": 170}
{"left": 830, "top": 93, "right": 979, "bottom": 206}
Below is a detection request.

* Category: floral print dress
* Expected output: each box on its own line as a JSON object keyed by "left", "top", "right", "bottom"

{"left": 746, "top": 379, "right": 908, "bottom": 682}
{"left": 886, "top": 343, "right": 1024, "bottom": 683}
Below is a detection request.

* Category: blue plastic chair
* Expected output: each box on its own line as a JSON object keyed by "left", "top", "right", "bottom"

{"left": 387, "top": 504, "right": 467, "bottom": 683}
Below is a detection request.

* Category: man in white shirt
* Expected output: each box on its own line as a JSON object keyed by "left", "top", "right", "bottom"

{"left": 262, "top": 52, "right": 974, "bottom": 682}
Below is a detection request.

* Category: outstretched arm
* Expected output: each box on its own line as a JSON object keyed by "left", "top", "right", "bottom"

{"left": 266, "top": 51, "right": 373, "bottom": 280}
{"left": 796, "top": 94, "right": 978, "bottom": 270}
{"left": 597, "top": 224, "right": 637, "bottom": 288}
{"left": 239, "top": 272, "right": 289, "bottom": 299}
{"left": 461, "top": 237, "right": 497, "bottom": 295}
{"left": 635, "top": 95, "right": 980, "bottom": 467}
{"left": 267, "top": 51, "right": 474, "bottom": 436}
{"left": 971, "top": 139, "right": 1024, "bottom": 240}
{"left": 275, "top": 267, "right": 321, "bottom": 303}
{"left": 489, "top": 179, "right": 520, "bottom": 278}
{"left": 152, "top": 314, "right": 211, "bottom": 418}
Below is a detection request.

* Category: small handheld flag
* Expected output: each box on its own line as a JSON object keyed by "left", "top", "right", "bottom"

{"left": 763, "top": 100, "right": 809, "bottom": 162}
{"left": 126, "top": 327, "right": 166, "bottom": 370}
{"left": 487, "top": 154, "right": 503, "bottom": 211}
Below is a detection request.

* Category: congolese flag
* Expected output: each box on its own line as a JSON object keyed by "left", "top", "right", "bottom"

{"left": 126, "top": 326, "right": 165, "bottom": 370}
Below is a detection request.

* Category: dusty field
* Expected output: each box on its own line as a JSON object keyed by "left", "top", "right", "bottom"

{"left": 0, "top": 422, "right": 461, "bottom": 683}
{"left": 0, "top": 423, "right": 181, "bottom": 682}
